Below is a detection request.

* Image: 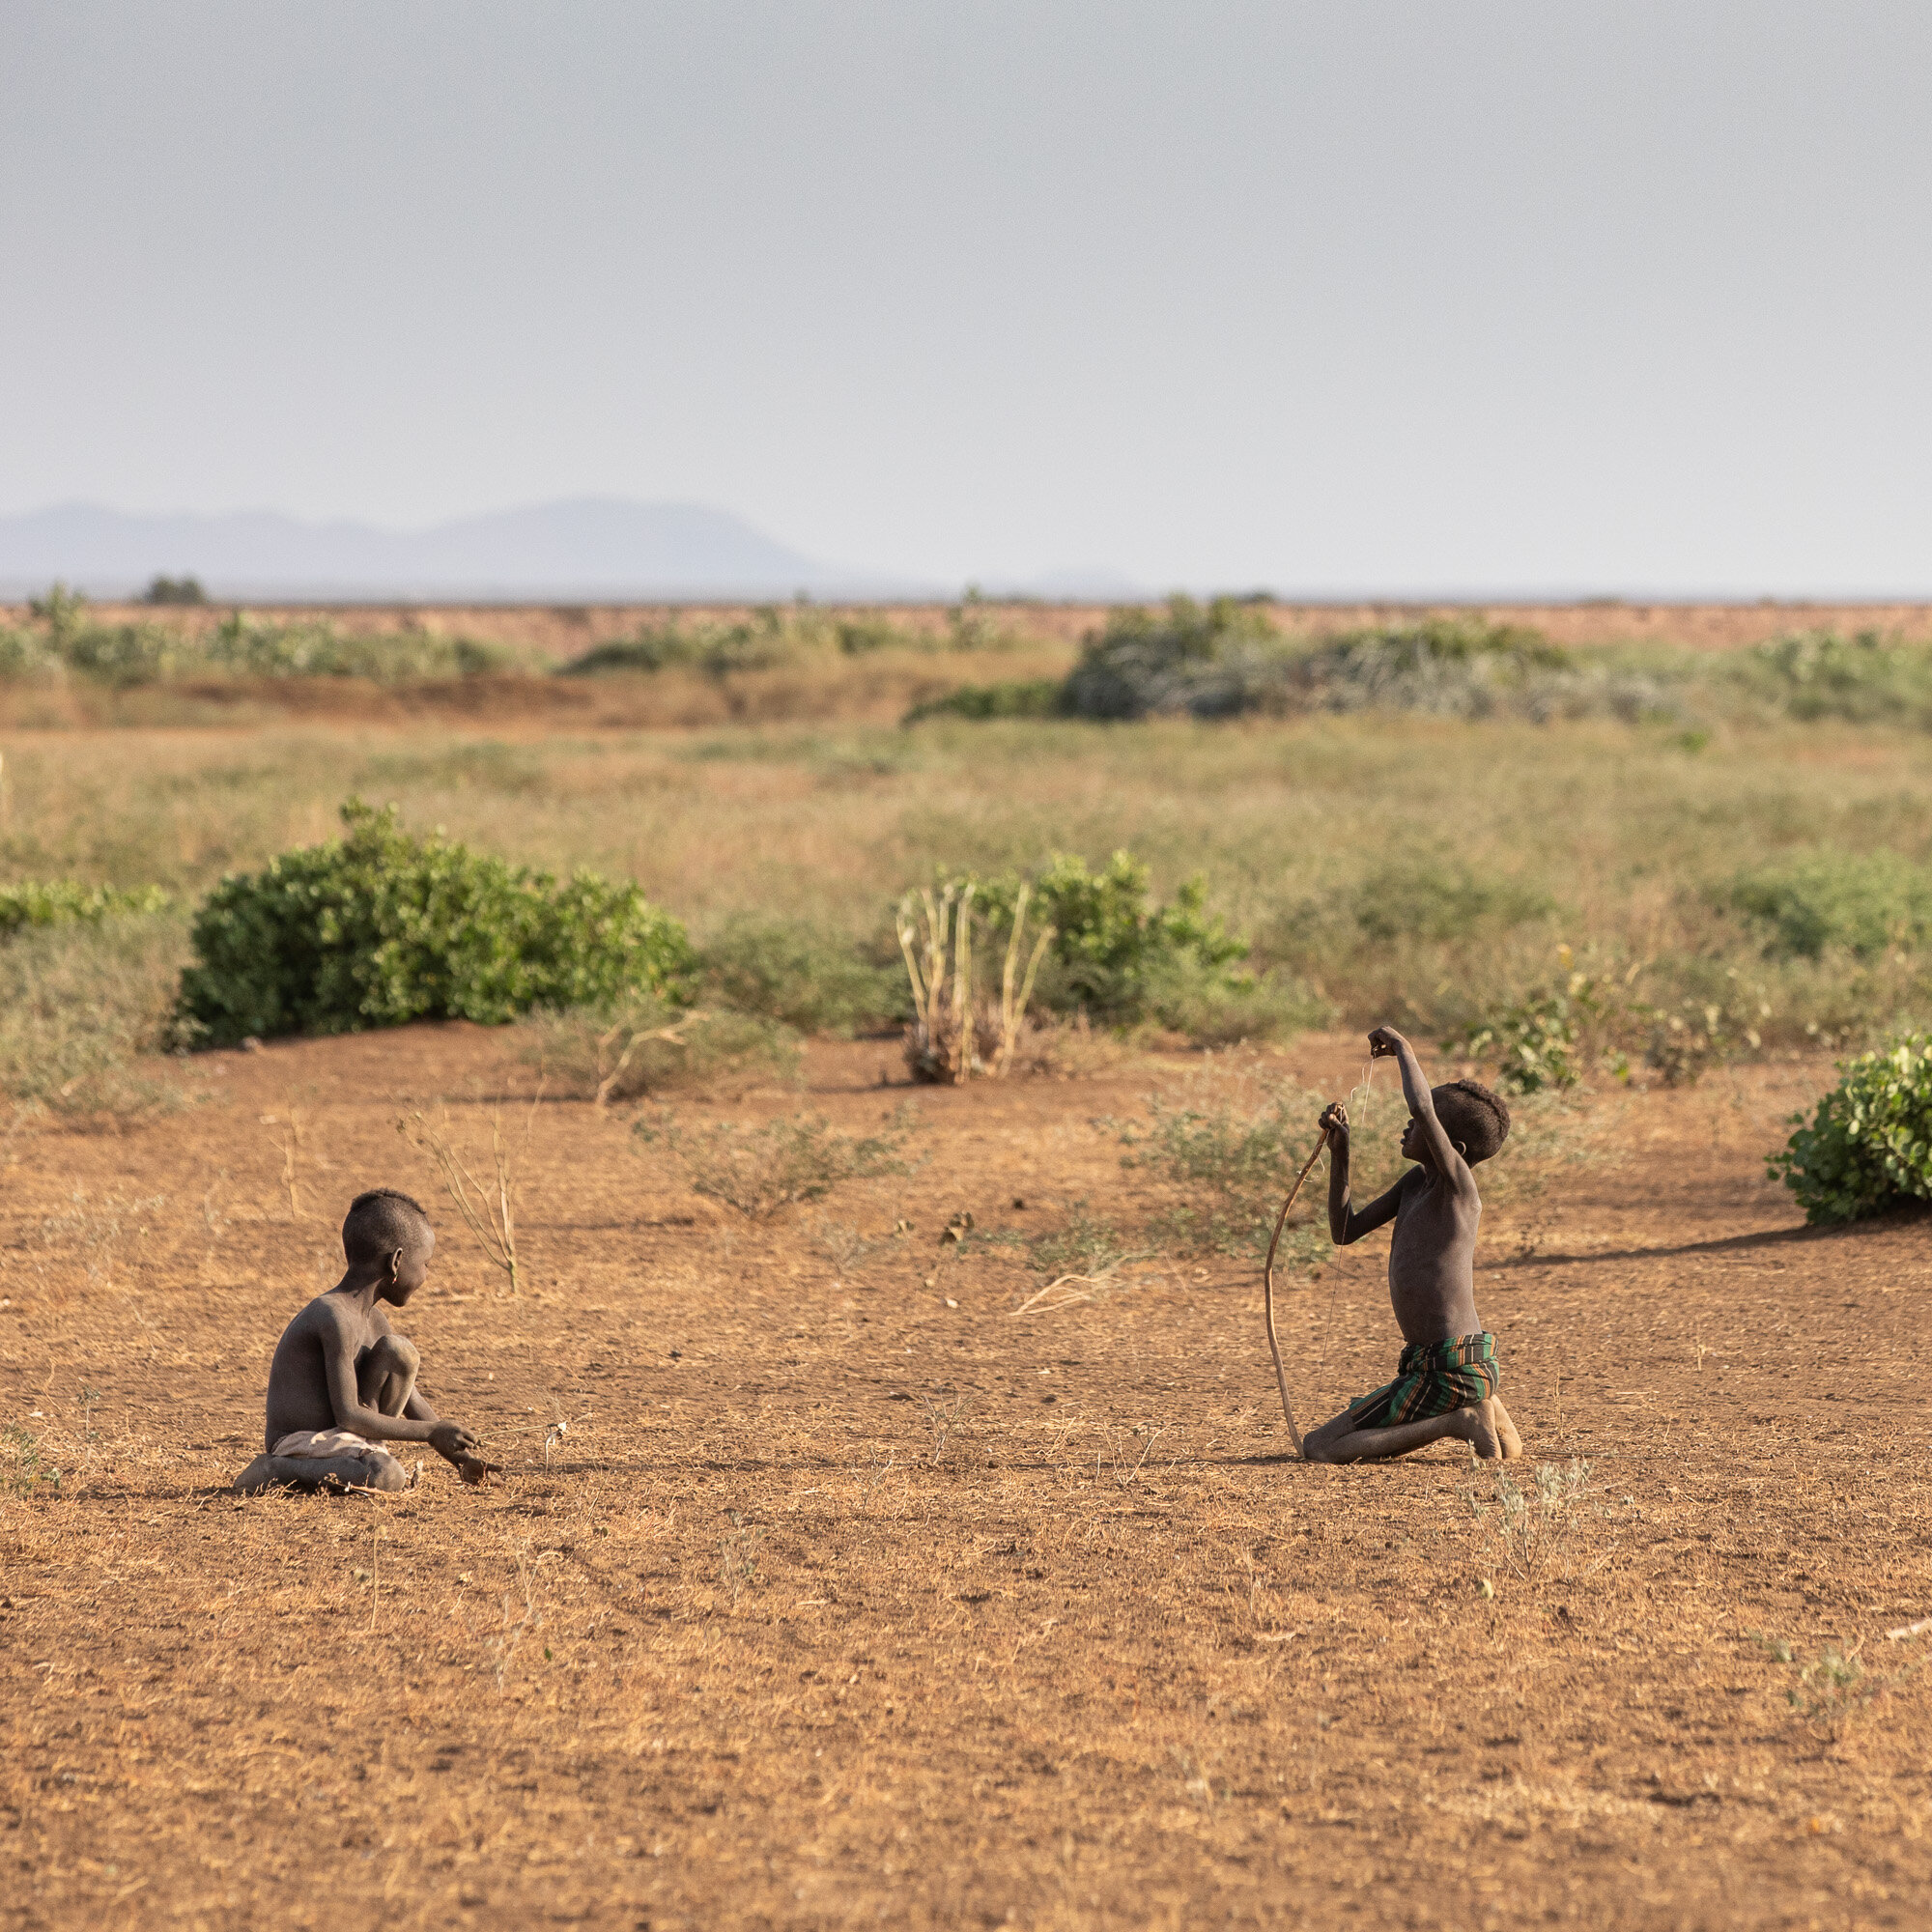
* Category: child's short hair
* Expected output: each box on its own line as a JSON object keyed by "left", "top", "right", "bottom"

{"left": 343, "top": 1188, "right": 432, "bottom": 1265}
{"left": 1432, "top": 1080, "right": 1510, "bottom": 1164}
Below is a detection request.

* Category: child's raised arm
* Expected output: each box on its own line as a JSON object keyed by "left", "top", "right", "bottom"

{"left": 1368, "top": 1025, "right": 1475, "bottom": 1192}
{"left": 1321, "top": 1098, "right": 1406, "bottom": 1244}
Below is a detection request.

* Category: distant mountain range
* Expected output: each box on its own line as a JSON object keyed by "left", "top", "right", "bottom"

{"left": 0, "top": 498, "right": 1143, "bottom": 602}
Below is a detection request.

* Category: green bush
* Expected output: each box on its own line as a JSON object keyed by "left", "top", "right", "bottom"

{"left": 696, "top": 915, "right": 904, "bottom": 1034}
{"left": 1119, "top": 1084, "right": 1400, "bottom": 1257}
{"left": 1055, "top": 601, "right": 1669, "bottom": 724}
{"left": 1062, "top": 596, "right": 1288, "bottom": 720}
{"left": 142, "top": 575, "right": 207, "bottom": 607}
{"left": 560, "top": 606, "right": 939, "bottom": 680}
{"left": 1771, "top": 1036, "right": 1932, "bottom": 1223}
{"left": 1452, "top": 992, "right": 1580, "bottom": 1094}
{"left": 0, "top": 626, "right": 56, "bottom": 677}
{"left": 0, "top": 881, "right": 170, "bottom": 935}
{"left": 176, "top": 801, "right": 693, "bottom": 1045}
{"left": 973, "top": 850, "right": 1250, "bottom": 1026}
{"left": 1727, "top": 851, "right": 1932, "bottom": 959}
{"left": 0, "top": 587, "right": 507, "bottom": 686}
{"left": 202, "top": 612, "right": 507, "bottom": 679}
{"left": 1731, "top": 630, "right": 1932, "bottom": 726}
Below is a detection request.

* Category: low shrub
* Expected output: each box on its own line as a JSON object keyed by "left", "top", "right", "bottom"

{"left": 696, "top": 916, "right": 905, "bottom": 1034}
{"left": 0, "top": 881, "right": 170, "bottom": 935}
{"left": 1770, "top": 1035, "right": 1932, "bottom": 1224}
{"left": 560, "top": 606, "right": 952, "bottom": 680}
{"left": 1057, "top": 602, "right": 1671, "bottom": 724}
{"left": 636, "top": 1105, "right": 916, "bottom": 1215}
{"left": 1118, "top": 1081, "right": 1399, "bottom": 1258}
{"left": 1451, "top": 991, "right": 1581, "bottom": 1094}
{"left": 176, "top": 800, "right": 693, "bottom": 1045}
{"left": 203, "top": 612, "right": 508, "bottom": 679}
{"left": 142, "top": 574, "right": 207, "bottom": 607}
{"left": 902, "top": 678, "right": 1064, "bottom": 724}
{"left": 1453, "top": 959, "right": 1768, "bottom": 1092}
{"left": 519, "top": 995, "right": 800, "bottom": 1105}
{"left": 972, "top": 850, "right": 1252, "bottom": 1028}
{"left": 1731, "top": 629, "right": 1932, "bottom": 726}
{"left": 0, "top": 587, "right": 509, "bottom": 685}
{"left": 1294, "top": 619, "right": 1677, "bottom": 724}
{"left": 1062, "top": 596, "right": 1289, "bottom": 720}
{"left": 1133, "top": 955, "right": 1331, "bottom": 1045}
{"left": 1727, "top": 850, "right": 1932, "bottom": 959}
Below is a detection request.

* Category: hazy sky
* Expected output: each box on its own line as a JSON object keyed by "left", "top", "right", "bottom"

{"left": 3, "top": 2, "right": 1927, "bottom": 592}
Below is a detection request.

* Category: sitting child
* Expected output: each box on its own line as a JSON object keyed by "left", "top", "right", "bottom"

{"left": 235, "top": 1188, "right": 497, "bottom": 1494}
{"left": 1301, "top": 1025, "right": 1523, "bottom": 1464}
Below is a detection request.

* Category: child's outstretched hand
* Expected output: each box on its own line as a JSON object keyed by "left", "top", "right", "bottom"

{"left": 1318, "top": 1100, "right": 1350, "bottom": 1147}
{"left": 1367, "top": 1025, "right": 1407, "bottom": 1059}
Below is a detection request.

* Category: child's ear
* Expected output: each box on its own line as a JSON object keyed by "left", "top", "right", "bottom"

{"left": 1454, "top": 1138, "right": 1469, "bottom": 1160}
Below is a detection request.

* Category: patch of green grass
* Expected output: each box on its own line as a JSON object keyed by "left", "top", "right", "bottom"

{"left": 696, "top": 916, "right": 904, "bottom": 1035}
{"left": 0, "top": 914, "right": 191, "bottom": 1119}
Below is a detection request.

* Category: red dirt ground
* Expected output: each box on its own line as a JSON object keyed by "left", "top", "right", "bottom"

{"left": 3, "top": 1028, "right": 1929, "bottom": 1929}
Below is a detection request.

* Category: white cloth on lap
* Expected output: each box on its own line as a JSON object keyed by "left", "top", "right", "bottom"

{"left": 272, "top": 1428, "right": 408, "bottom": 1486}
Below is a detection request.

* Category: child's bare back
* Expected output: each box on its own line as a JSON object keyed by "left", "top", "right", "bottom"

{"left": 1300, "top": 1026, "right": 1523, "bottom": 1465}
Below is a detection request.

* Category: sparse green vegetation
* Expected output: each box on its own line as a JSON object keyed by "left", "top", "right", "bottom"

{"left": 1730, "top": 629, "right": 1932, "bottom": 726}
{"left": 0, "top": 913, "right": 191, "bottom": 1118}
{"left": 141, "top": 574, "right": 207, "bottom": 607}
{"left": 0, "top": 880, "right": 170, "bottom": 935}
{"left": 560, "top": 603, "right": 1046, "bottom": 680}
{"left": 176, "top": 801, "right": 693, "bottom": 1045}
{"left": 1118, "top": 1081, "right": 1399, "bottom": 1258}
{"left": 0, "top": 586, "right": 510, "bottom": 685}
{"left": 1467, "top": 1460, "right": 1597, "bottom": 1589}
{"left": 901, "top": 678, "right": 1063, "bottom": 724}
{"left": 696, "top": 916, "right": 903, "bottom": 1036}
{"left": 1728, "top": 851, "right": 1932, "bottom": 960}
{"left": 1049, "top": 600, "right": 1676, "bottom": 724}
{"left": 1771, "top": 1035, "right": 1932, "bottom": 1223}
{"left": 1753, "top": 1634, "right": 1881, "bottom": 1738}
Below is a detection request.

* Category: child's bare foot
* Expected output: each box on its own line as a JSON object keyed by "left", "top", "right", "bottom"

{"left": 1490, "top": 1397, "right": 1524, "bottom": 1461}
{"left": 1448, "top": 1402, "right": 1503, "bottom": 1461}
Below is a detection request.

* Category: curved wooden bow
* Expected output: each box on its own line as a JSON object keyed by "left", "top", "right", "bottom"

{"left": 1262, "top": 1135, "right": 1327, "bottom": 1459}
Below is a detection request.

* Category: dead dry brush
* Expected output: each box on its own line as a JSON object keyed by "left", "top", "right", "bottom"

{"left": 518, "top": 995, "right": 800, "bottom": 1105}
{"left": 636, "top": 1105, "right": 917, "bottom": 1215}
{"left": 898, "top": 881, "right": 1052, "bottom": 1084}
{"left": 398, "top": 1097, "right": 540, "bottom": 1295}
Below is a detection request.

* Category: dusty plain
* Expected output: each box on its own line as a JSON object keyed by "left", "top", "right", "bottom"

{"left": 3, "top": 1023, "right": 1929, "bottom": 1930}
{"left": 4, "top": 632, "right": 1932, "bottom": 1931}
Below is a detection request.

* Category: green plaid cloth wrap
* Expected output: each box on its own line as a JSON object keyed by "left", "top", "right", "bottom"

{"left": 1348, "top": 1333, "right": 1498, "bottom": 1428}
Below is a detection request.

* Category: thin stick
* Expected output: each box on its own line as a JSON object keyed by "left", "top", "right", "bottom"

{"left": 1263, "top": 1137, "right": 1326, "bottom": 1458}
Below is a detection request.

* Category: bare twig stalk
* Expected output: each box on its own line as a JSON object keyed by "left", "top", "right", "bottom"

{"left": 898, "top": 884, "right": 975, "bottom": 1083}
{"left": 267, "top": 1106, "right": 304, "bottom": 1220}
{"left": 588, "top": 1008, "right": 712, "bottom": 1108}
{"left": 994, "top": 881, "right": 1054, "bottom": 1077}
{"left": 398, "top": 1094, "right": 540, "bottom": 1295}
{"left": 899, "top": 881, "right": 1051, "bottom": 1084}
